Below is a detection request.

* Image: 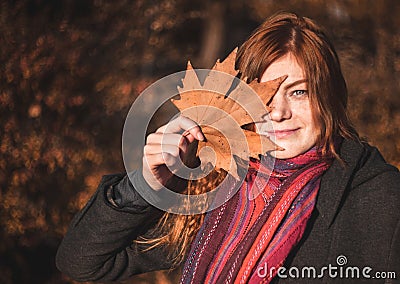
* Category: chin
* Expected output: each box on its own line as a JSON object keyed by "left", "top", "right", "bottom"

{"left": 268, "top": 145, "right": 311, "bottom": 159}
{"left": 268, "top": 149, "right": 294, "bottom": 159}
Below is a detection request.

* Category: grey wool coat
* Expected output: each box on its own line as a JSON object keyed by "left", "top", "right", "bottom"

{"left": 56, "top": 139, "right": 400, "bottom": 283}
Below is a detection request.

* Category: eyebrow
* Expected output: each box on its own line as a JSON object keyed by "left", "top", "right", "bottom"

{"left": 283, "top": 79, "right": 307, "bottom": 91}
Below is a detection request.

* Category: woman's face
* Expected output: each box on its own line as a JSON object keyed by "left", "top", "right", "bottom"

{"left": 255, "top": 53, "right": 320, "bottom": 159}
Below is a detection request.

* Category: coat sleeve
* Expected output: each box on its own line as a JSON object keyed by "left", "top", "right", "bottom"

{"left": 56, "top": 172, "right": 174, "bottom": 282}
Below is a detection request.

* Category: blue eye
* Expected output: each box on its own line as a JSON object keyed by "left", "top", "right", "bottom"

{"left": 292, "top": 90, "right": 307, "bottom": 97}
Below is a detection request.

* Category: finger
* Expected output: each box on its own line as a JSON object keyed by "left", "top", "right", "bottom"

{"left": 144, "top": 144, "right": 181, "bottom": 158}
{"left": 156, "top": 116, "right": 204, "bottom": 141}
{"left": 144, "top": 152, "right": 179, "bottom": 168}
{"left": 146, "top": 133, "right": 188, "bottom": 152}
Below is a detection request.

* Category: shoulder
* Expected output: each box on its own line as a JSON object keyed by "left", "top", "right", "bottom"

{"left": 342, "top": 139, "right": 399, "bottom": 209}
{"left": 325, "top": 139, "right": 399, "bottom": 190}
{"left": 342, "top": 139, "right": 399, "bottom": 188}
{"left": 317, "top": 140, "right": 400, "bottom": 270}
{"left": 318, "top": 138, "right": 400, "bottom": 225}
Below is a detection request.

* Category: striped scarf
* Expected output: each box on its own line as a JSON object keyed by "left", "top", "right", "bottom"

{"left": 180, "top": 147, "right": 334, "bottom": 284}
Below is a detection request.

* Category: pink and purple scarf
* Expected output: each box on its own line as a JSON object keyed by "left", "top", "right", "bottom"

{"left": 180, "top": 147, "right": 334, "bottom": 284}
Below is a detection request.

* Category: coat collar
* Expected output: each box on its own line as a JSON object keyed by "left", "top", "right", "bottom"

{"left": 316, "top": 139, "right": 365, "bottom": 228}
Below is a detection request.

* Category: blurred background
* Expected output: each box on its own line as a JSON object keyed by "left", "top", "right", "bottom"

{"left": 1, "top": 0, "right": 399, "bottom": 283}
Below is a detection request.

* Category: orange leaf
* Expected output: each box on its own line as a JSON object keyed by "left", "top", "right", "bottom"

{"left": 172, "top": 49, "right": 285, "bottom": 179}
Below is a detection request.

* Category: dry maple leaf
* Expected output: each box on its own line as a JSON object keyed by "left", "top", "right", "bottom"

{"left": 171, "top": 48, "right": 285, "bottom": 180}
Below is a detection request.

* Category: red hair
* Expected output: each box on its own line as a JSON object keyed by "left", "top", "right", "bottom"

{"left": 236, "top": 12, "right": 359, "bottom": 158}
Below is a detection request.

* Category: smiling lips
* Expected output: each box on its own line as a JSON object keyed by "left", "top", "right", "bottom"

{"left": 266, "top": 128, "right": 300, "bottom": 139}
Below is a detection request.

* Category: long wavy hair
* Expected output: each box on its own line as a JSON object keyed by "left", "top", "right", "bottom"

{"left": 135, "top": 12, "right": 359, "bottom": 267}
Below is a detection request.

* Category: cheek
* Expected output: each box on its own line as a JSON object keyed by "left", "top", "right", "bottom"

{"left": 309, "top": 107, "right": 323, "bottom": 135}
{"left": 306, "top": 115, "right": 323, "bottom": 147}
{"left": 294, "top": 102, "right": 314, "bottom": 125}
{"left": 308, "top": 98, "right": 323, "bottom": 133}
{"left": 295, "top": 102, "right": 321, "bottom": 142}
{"left": 302, "top": 101, "right": 320, "bottom": 130}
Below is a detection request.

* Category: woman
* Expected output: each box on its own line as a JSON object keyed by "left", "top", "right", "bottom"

{"left": 56, "top": 12, "right": 400, "bottom": 283}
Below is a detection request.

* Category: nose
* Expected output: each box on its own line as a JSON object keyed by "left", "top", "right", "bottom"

{"left": 267, "top": 92, "right": 291, "bottom": 122}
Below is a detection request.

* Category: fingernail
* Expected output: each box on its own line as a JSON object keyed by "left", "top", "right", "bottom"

{"left": 197, "top": 133, "right": 204, "bottom": 141}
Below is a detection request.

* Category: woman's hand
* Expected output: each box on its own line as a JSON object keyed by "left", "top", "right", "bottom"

{"left": 142, "top": 116, "right": 204, "bottom": 190}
